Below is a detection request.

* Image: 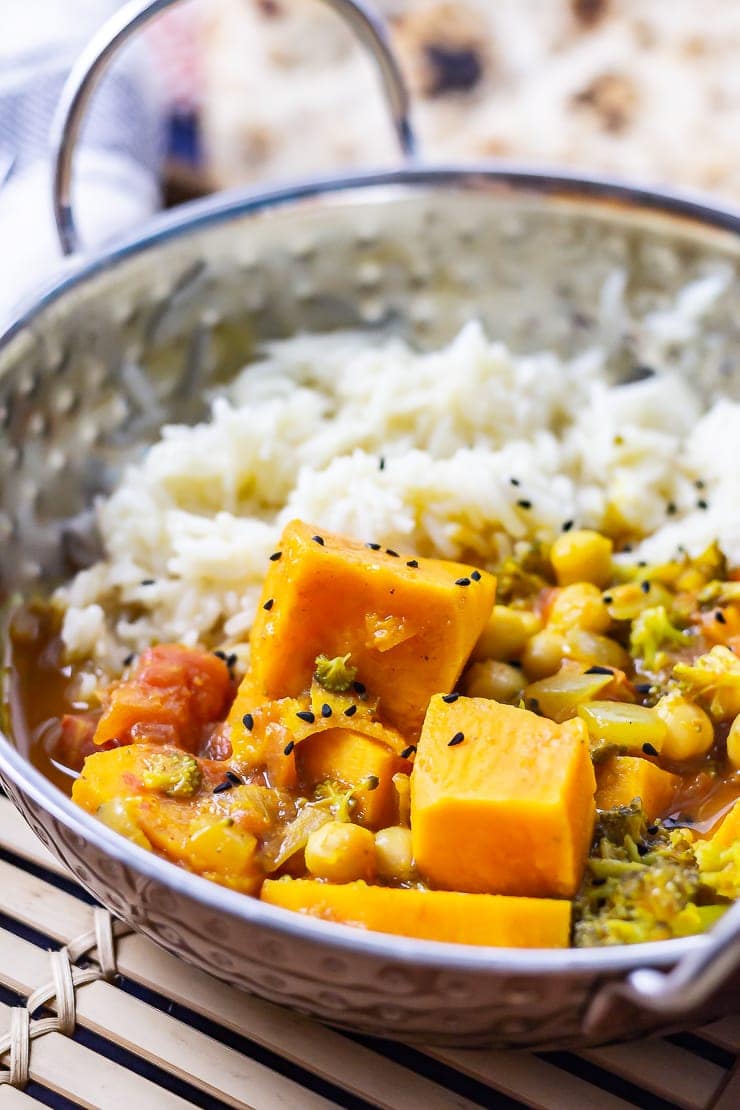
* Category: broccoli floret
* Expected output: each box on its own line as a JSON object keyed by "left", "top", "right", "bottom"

{"left": 314, "top": 653, "right": 358, "bottom": 693}
{"left": 574, "top": 862, "right": 705, "bottom": 946}
{"left": 142, "top": 750, "right": 202, "bottom": 797}
{"left": 629, "top": 605, "right": 690, "bottom": 671}
{"left": 573, "top": 802, "right": 713, "bottom": 946}
{"left": 674, "top": 645, "right": 740, "bottom": 719}
{"left": 495, "top": 543, "right": 552, "bottom": 604}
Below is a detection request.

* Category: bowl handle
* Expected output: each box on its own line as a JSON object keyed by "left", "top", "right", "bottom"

{"left": 584, "top": 898, "right": 740, "bottom": 1036}
{"left": 50, "top": 0, "right": 417, "bottom": 256}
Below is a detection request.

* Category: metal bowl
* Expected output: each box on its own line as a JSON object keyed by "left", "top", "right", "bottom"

{"left": 1, "top": 0, "right": 739, "bottom": 1048}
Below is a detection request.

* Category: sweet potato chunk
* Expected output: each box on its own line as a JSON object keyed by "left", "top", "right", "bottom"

{"left": 94, "top": 644, "right": 233, "bottom": 750}
{"left": 295, "top": 728, "right": 408, "bottom": 830}
{"left": 261, "top": 878, "right": 571, "bottom": 947}
{"left": 595, "top": 756, "right": 680, "bottom": 822}
{"left": 411, "top": 696, "right": 596, "bottom": 897}
{"left": 245, "top": 520, "right": 495, "bottom": 738}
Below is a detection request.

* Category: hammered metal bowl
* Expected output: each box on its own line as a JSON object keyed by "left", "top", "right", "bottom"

{"left": 1, "top": 0, "right": 739, "bottom": 1047}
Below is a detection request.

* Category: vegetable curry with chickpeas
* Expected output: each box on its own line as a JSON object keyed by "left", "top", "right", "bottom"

{"left": 8, "top": 518, "right": 740, "bottom": 947}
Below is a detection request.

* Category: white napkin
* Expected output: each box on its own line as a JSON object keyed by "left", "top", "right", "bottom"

{"left": 0, "top": 0, "right": 166, "bottom": 327}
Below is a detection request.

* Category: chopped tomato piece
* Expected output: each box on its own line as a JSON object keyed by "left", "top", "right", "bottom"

{"left": 93, "top": 644, "right": 233, "bottom": 751}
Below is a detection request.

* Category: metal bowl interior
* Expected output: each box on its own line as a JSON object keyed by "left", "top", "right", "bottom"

{"left": 1, "top": 169, "right": 740, "bottom": 1046}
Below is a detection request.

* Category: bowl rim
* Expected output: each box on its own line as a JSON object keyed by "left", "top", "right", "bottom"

{"left": 1, "top": 160, "right": 736, "bottom": 975}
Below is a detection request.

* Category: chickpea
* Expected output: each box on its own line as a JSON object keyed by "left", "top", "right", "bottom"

{"left": 563, "top": 629, "right": 630, "bottom": 671}
{"left": 550, "top": 529, "right": 613, "bottom": 588}
{"left": 305, "top": 821, "right": 376, "bottom": 883}
{"left": 604, "top": 581, "right": 672, "bottom": 622}
{"left": 374, "top": 826, "right": 415, "bottom": 883}
{"left": 654, "top": 694, "right": 714, "bottom": 762}
{"left": 521, "top": 629, "right": 565, "bottom": 680}
{"left": 472, "top": 605, "right": 542, "bottom": 662}
{"left": 725, "top": 716, "right": 740, "bottom": 771}
{"left": 548, "top": 582, "right": 611, "bottom": 634}
{"left": 462, "top": 660, "right": 525, "bottom": 703}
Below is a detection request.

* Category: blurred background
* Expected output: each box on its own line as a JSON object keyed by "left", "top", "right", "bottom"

{"left": 1, "top": 0, "right": 739, "bottom": 316}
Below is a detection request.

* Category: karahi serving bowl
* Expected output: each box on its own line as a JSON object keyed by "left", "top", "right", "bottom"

{"left": 1, "top": 0, "right": 739, "bottom": 1047}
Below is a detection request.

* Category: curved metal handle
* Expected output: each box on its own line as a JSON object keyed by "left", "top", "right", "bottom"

{"left": 585, "top": 899, "right": 740, "bottom": 1035}
{"left": 50, "top": 0, "right": 417, "bottom": 256}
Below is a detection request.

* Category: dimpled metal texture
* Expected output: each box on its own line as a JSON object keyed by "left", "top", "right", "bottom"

{"left": 1, "top": 183, "right": 740, "bottom": 1046}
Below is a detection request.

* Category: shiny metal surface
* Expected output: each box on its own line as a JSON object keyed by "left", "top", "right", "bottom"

{"left": 51, "top": 0, "right": 416, "bottom": 255}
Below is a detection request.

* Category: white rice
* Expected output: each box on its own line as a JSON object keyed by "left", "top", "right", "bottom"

{"left": 57, "top": 271, "right": 740, "bottom": 673}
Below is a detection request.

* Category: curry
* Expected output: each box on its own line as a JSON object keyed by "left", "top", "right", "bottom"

{"left": 7, "top": 519, "right": 739, "bottom": 947}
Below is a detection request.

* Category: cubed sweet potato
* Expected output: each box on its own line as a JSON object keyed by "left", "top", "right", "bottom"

{"left": 295, "top": 727, "right": 408, "bottom": 829}
{"left": 411, "top": 696, "right": 596, "bottom": 898}
{"left": 595, "top": 756, "right": 680, "bottom": 822}
{"left": 261, "top": 878, "right": 571, "bottom": 947}
{"left": 245, "top": 520, "right": 495, "bottom": 739}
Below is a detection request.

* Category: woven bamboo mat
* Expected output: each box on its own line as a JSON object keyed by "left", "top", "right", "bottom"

{"left": 0, "top": 796, "right": 736, "bottom": 1110}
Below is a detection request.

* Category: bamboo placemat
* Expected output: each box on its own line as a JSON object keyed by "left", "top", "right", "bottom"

{"left": 0, "top": 796, "right": 736, "bottom": 1110}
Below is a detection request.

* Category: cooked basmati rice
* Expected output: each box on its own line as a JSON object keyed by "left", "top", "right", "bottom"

{"left": 56, "top": 278, "right": 740, "bottom": 673}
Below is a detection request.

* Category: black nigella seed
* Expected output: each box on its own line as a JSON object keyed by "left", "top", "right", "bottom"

{"left": 716, "top": 610, "right": 727, "bottom": 624}
{"left": 213, "top": 779, "right": 233, "bottom": 794}
{"left": 312, "top": 535, "right": 325, "bottom": 545}
{"left": 406, "top": 559, "right": 419, "bottom": 568}
{"left": 227, "top": 653, "right": 238, "bottom": 669}
{"left": 242, "top": 713, "right": 254, "bottom": 731}
{"left": 695, "top": 479, "right": 705, "bottom": 489}
{"left": 284, "top": 740, "right": 295, "bottom": 756}
{"left": 603, "top": 595, "right": 613, "bottom": 604}
{"left": 591, "top": 877, "right": 607, "bottom": 888}
{"left": 123, "top": 653, "right": 135, "bottom": 666}
{"left": 697, "top": 499, "right": 709, "bottom": 510}
{"left": 366, "top": 542, "right": 381, "bottom": 550}
{"left": 225, "top": 770, "right": 242, "bottom": 786}
{"left": 585, "top": 665, "right": 613, "bottom": 675}
{"left": 562, "top": 519, "right": 574, "bottom": 532}
{"left": 386, "top": 548, "right": 399, "bottom": 557}
{"left": 401, "top": 745, "right": 417, "bottom": 759}
{"left": 470, "top": 570, "right": 481, "bottom": 581}
{"left": 517, "top": 499, "right": 532, "bottom": 510}
{"left": 442, "top": 693, "right": 459, "bottom": 703}
{"left": 214, "top": 650, "right": 228, "bottom": 660}
{"left": 510, "top": 477, "right": 520, "bottom": 487}
{"left": 642, "top": 742, "right": 658, "bottom": 756}
{"left": 527, "top": 697, "right": 541, "bottom": 713}
{"left": 636, "top": 843, "right": 649, "bottom": 857}
{"left": 379, "top": 456, "right": 386, "bottom": 471}
{"left": 634, "top": 683, "right": 653, "bottom": 694}
{"left": 353, "top": 681, "right": 367, "bottom": 695}
{"left": 365, "top": 775, "right": 380, "bottom": 791}
{"left": 647, "top": 825, "right": 659, "bottom": 836}
{"left": 448, "top": 731, "right": 465, "bottom": 747}
{"left": 344, "top": 704, "right": 358, "bottom": 717}
{"left": 321, "top": 703, "right": 332, "bottom": 718}
{"left": 455, "top": 577, "right": 471, "bottom": 587}
{"left": 269, "top": 551, "right": 282, "bottom": 561}
{"left": 667, "top": 502, "right": 677, "bottom": 515}
{"left": 296, "top": 710, "right": 315, "bottom": 724}
{"left": 140, "top": 578, "right": 155, "bottom": 586}
{"left": 263, "top": 598, "right": 274, "bottom": 611}
{"left": 640, "top": 580, "right": 650, "bottom": 594}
